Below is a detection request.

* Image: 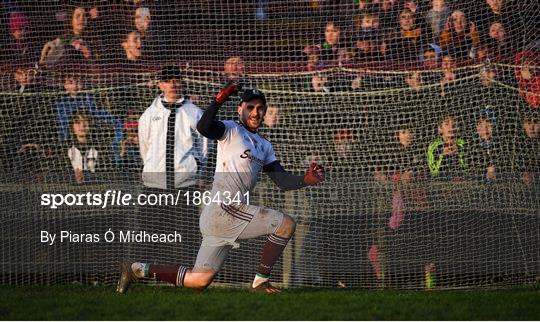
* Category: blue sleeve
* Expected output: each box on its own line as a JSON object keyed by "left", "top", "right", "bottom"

{"left": 86, "top": 95, "right": 116, "bottom": 126}
{"left": 263, "top": 160, "right": 307, "bottom": 191}
{"left": 56, "top": 100, "right": 69, "bottom": 143}
{"left": 197, "top": 101, "right": 226, "bottom": 140}
{"left": 111, "top": 121, "right": 124, "bottom": 166}
{"left": 85, "top": 95, "right": 124, "bottom": 165}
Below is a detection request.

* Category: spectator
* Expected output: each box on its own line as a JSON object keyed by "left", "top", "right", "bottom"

{"left": 515, "top": 113, "right": 539, "bottom": 188}
{"left": 320, "top": 21, "right": 350, "bottom": 65}
{"left": 394, "top": 125, "right": 426, "bottom": 181}
{"left": 326, "top": 128, "right": 361, "bottom": 175}
{"left": 1, "top": 11, "right": 40, "bottom": 65}
{"left": 471, "top": 42, "right": 493, "bottom": 63}
{"left": 440, "top": 55, "right": 456, "bottom": 85}
{"left": 370, "top": 122, "right": 426, "bottom": 283}
{"left": 12, "top": 65, "right": 40, "bottom": 93}
{"left": 122, "top": 31, "right": 142, "bottom": 62}
{"left": 475, "top": 59, "right": 515, "bottom": 93}
{"left": 307, "top": 71, "right": 350, "bottom": 93}
{"left": 353, "top": 11, "right": 385, "bottom": 62}
{"left": 375, "top": 124, "right": 424, "bottom": 184}
{"left": 137, "top": 66, "right": 208, "bottom": 266}
{"left": 260, "top": 103, "right": 284, "bottom": 142}
{"left": 133, "top": 6, "right": 169, "bottom": 61}
{"left": 462, "top": 63, "right": 524, "bottom": 140}
{"left": 119, "top": 30, "right": 148, "bottom": 70}
{"left": 479, "top": 66, "right": 497, "bottom": 88}
{"left": 468, "top": 108, "right": 501, "bottom": 181}
{"left": 55, "top": 73, "right": 123, "bottom": 163}
{"left": 350, "top": 72, "right": 364, "bottom": 91}
{"left": 424, "top": 0, "right": 451, "bottom": 43}
{"left": 311, "top": 72, "right": 330, "bottom": 93}
{"left": 386, "top": 8, "right": 423, "bottom": 63}
{"left": 420, "top": 45, "right": 442, "bottom": 84}
{"left": 354, "top": 12, "right": 380, "bottom": 33}
{"left": 39, "top": 6, "right": 93, "bottom": 70}
{"left": 427, "top": 115, "right": 467, "bottom": 179}
{"left": 223, "top": 56, "right": 245, "bottom": 81}
{"left": 353, "top": 30, "right": 385, "bottom": 63}
{"left": 470, "top": 0, "right": 520, "bottom": 46}
{"left": 212, "top": 55, "right": 248, "bottom": 113}
{"left": 515, "top": 51, "right": 540, "bottom": 110}
{"left": 356, "top": 0, "right": 367, "bottom": 12}
{"left": 308, "top": 69, "right": 351, "bottom": 93}
{"left": 377, "top": 0, "right": 400, "bottom": 32}
{"left": 477, "top": 0, "right": 505, "bottom": 24}
{"left": 303, "top": 21, "right": 350, "bottom": 70}
{"left": 404, "top": 71, "right": 423, "bottom": 90}
{"left": 138, "top": 65, "right": 208, "bottom": 190}
{"left": 82, "top": 3, "right": 113, "bottom": 63}
{"left": 351, "top": 70, "right": 401, "bottom": 92}
{"left": 303, "top": 44, "right": 321, "bottom": 72}
{"left": 420, "top": 44, "right": 442, "bottom": 69}
{"left": 263, "top": 104, "right": 281, "bottom": 128}
{"left": 9, "top": 69, "right": 59, "bottom": 182}
{"left": 333, "top": 128, "right": 354, "bottom": 159}
{"left": 120, "top": 116, "right": 142, "bottom": 172}
{"left": 439, "top": 10, "right": 479, "bottom": 61}
{"left": 133, "top": 7, "right": 151, "bottom": 34}
{"left": 486, "top": 21, "right": 512, "bottom": 61}
{"left": 67, "top": 112, "right": 100, "bottom": 184}
{"left": 391, "top": 124, "right": 426, "bottom": 227}
{"left": 439, "top": 54, "right": 464, "bottom": 96}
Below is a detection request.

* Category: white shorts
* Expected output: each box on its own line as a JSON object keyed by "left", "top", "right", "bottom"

{"left": 194, "top": 202, "right": 284, "bottom": 271}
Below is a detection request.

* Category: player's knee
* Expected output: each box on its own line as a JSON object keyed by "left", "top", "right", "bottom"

{"left": 185, "top": 270, "right": 215, "bottom": 291}
{"left": 193, "top": 275, "right": 213, "bottom": 291}
{"left": 276, "top": 214, "right": 296, "bottom": 238}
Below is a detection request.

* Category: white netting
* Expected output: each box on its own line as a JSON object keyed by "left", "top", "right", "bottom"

{"left": 0, "top": 1, "right": 538, "bottom": 289}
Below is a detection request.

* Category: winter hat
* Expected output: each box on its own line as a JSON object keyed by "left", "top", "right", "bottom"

{"left": 9, "top": 12, "right": 29, "bottom": 33}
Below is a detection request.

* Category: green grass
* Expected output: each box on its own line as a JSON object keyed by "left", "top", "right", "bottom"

{"left": 0, "top": 284, "right": 538, "bottom": 320}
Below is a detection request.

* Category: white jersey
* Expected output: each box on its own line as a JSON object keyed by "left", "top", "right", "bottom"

{"left": 138, "top": 96, "right": 208, "bottom": 189}
{"left": 212, "top": 120, "right": 277, "bottom": 201}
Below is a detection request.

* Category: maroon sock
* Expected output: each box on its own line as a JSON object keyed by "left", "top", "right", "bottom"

{"left": 257, "top": 234, "right": 290, "bottom": 276}
{"left": 148, "top": 264, "right": 188, "bottom": 286}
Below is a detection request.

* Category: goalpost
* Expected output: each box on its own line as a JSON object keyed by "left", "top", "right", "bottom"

{"left": 0, "top": 0, "right": 538, "bottom": 289}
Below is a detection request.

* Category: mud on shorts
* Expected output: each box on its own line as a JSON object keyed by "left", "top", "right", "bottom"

{"left": 193, "top": 202, "right": 284, "bottom": 272}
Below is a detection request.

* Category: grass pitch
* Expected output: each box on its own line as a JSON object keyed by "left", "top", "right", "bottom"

{"left": 0, "top": 284, "right": 538, "bottom": 320}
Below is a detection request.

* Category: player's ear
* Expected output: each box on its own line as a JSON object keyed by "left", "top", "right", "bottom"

{"left": 157, "top": 81, "right": 165, "bottom": 92}
{"left": 237, "top": 103, "right": 243, "bottom": 116}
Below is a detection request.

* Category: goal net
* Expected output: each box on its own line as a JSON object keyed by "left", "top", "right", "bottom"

{"left": 0, "top": 0, "right": 538, "bottom": 289}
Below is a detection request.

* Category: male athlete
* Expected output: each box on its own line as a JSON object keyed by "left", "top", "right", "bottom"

{"left": 117, "top": 83, "right": 324, "bottom": 293}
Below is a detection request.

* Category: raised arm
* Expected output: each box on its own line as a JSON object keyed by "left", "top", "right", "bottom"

{"left": 263, "top": 160, "right": 325, "bottom": 191}
{"left": 197, "top": 82, "right": 241, "bottom": 140}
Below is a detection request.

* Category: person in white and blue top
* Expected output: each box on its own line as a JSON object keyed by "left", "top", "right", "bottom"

{"left": 118, "top": 83, "right": 324, "bottom": 294}
{"left": 138, "top": 66, "right": 208, "bottom": 189}
{"left": 135, "top": 66, "right": 208, "bottom": 269}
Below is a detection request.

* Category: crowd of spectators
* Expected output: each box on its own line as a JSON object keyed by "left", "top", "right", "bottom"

{"left": 0, "top": 0, "right": 538, "bottom": 187}
{"left": 1, "top": 1, "right": 538, "bottom": 68}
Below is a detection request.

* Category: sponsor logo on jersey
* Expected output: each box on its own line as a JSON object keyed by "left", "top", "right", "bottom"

{"left": 240, "top": 149, "right": 265, "bottom": 166}
{"left": 151, "top": 116, "right": 162, "bottom": 121}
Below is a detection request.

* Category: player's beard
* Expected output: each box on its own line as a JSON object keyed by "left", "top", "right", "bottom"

{"left": 247, "top": 117, "right": 262, "bottom": 131}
